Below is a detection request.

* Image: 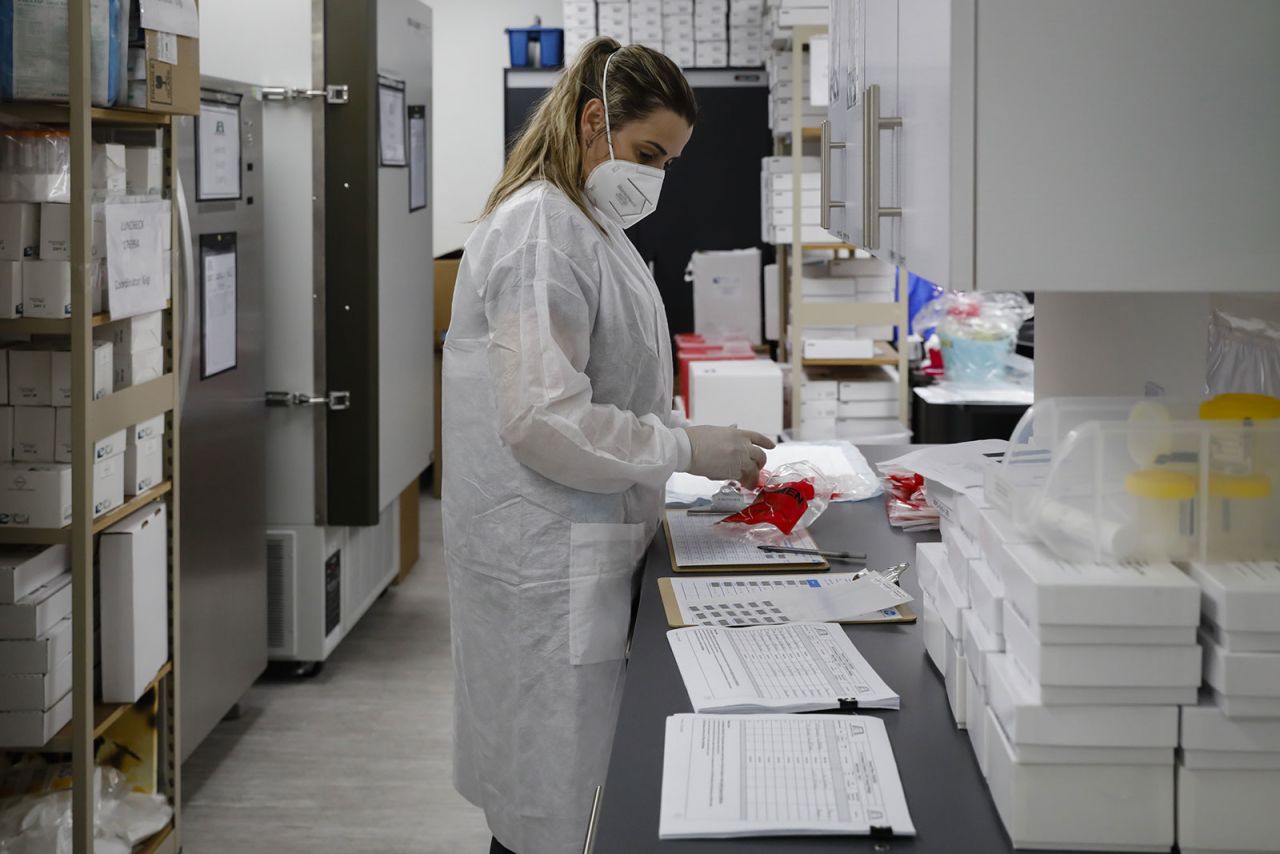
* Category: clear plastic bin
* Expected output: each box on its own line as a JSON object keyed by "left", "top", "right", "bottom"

{"left": 0, "top": 129, "right": 71, "bottom": 203}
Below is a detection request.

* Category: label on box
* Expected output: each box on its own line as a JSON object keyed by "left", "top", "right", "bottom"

{"left": 154, "top": 31, "right": 178, "bottom": 65}
{"left": 139, "top": 0, "right": 199, "bottom": 39}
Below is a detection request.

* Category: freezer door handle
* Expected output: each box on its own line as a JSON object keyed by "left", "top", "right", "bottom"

{"left": 266, "top": 391, "right": 351, "bottom": 410}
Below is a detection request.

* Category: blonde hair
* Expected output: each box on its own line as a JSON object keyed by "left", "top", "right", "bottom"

{"left": 482, "top": 38, "right": 698, "bottom": 228}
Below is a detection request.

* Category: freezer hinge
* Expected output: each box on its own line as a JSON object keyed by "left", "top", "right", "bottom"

{"left": 266, "top": 391, "right": 352, "bottom": 411}
{"left": 259, "top": 84, "right": 349, "bottom": 104}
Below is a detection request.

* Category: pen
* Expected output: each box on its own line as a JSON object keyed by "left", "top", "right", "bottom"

{"left": 757, "top": 545, "right": 867, "bottom": 563}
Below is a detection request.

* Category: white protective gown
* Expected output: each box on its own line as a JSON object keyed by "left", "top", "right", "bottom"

{"left": 442, "top": 181, "right": 690, "bottom": 854}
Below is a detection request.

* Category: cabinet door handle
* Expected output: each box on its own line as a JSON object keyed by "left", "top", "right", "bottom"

{"left": 820, "top": 120, "right": 846, "bottom": 231}
{"left": 862, "top": 84, "right": 903, "bottom": 250}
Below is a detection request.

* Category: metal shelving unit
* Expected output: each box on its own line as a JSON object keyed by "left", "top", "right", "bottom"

{"left": 0, "top": 5, "right": 182, "bottom": 853}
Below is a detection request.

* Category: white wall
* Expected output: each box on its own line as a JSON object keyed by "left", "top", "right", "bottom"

{"left": 429, "top": 0, "right": 563, "bottom": 253}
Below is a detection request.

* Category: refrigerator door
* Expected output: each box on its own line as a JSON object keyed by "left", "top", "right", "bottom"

{"left": 175, "top": 79, "right": 269, "bottom": 760}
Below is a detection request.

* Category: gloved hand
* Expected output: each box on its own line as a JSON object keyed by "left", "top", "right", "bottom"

{"left": 682, "top": 425, "right": 776, "bottom": 489}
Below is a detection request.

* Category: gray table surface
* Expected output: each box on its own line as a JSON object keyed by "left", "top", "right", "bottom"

{"left": 593, "top": 447, "right": 1096, "bottom": 854}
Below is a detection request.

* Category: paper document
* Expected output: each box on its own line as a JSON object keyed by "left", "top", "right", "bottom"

{"left": 670, "top": 573, "right": 912, "bottom": 626}
{"left": 876, "top": 440, "right": 1009, "bottom": 492}
{"left": 666, "top": 511, "right": 825, "bottom": 569}
{"left": 770, "top": 574, "right": 914, "bottom": 624}
{"left": 667, "top": 622, "right": 899, "bottom": 713}
{"left": 660, "top": 714, "right": 916, "bottom": 839}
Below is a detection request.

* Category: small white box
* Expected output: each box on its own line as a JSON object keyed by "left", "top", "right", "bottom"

{"left": 663, "top": 0, "right": 694, "bottom": 13}
{"left": 1201, "top": 616, "right": 1280, "bottom": 653}
{"left": 93, "top": 455, "right": 124, "bottom": 518}
{"left": 0, "top": 407, "right": 10, "bottom": 462}
{"left": 99, "top": 502, "right": 168, "bottom": 703}
{"left": 1005, "top": 602, "right": 1201, "bottom": 689}
{"left": 21, "top": 261, "right": 70, "bottom": 319}
{"left": 1202, "top": 629, "right": 1280, "bottom": 699}
{"left": 968, "top": 557, "right": 1004, "bottom": 638}
{"left": 0, "top": 545, "right": 67, "bottom": 606}
{"left": 916, "top": 541, "right": 946, "bottom": 601}
{"left": 694, "top": 40, "right": 728, "bottom": 67}
{"left": 762, "top": 156, "right": 819, "bottom": 174}
{"left": 124, "top": 147, "right": 163, "bottom": 196}
{"left": 1189, "top": 561, "right": 1280, "bottom": 633}
{"left": 0, "top": 616, "right": 71, "bottom": 675}
{"left": 945, "top": 626, "right": 967, "bottom": 729}
{"left": 835, "top": 417, "right": 903, "bottom": 439}
{"left": 665, "top": 42, "right": 696, "bottom": 66}
{"left": 0, "top": 651, "right": 71, "bottom": 711}
{"left": 795, "top": 418, "right": 836, "bottom": 441}
{"left": 987, "top": 653, "right": 1178, "bottom": 749}
{"left": 114, "top": 346, "right": 164, "bottom": 391}
{"left": 799, "top": 399, "right": 836, "bottom": 421}
{"left": 688, "top": 360, "right": 782, "bottom": 438}
{"left": 963, "top": 608, "right": 1002, "bottom": 689}
{"left": 95, "top": 310, "right": 163, "bottom": 355}
{"left": 802, "top": 338, "right": 876, "bottom": 360}
{"left": 1182, "top": 694, "right": 1280, "bottom": 752}
{"left": 124, "top": 435, "right": 163, "bottom": 496}
{"left": 922, "top": 590, "right": 947, "bottom": 676}
{"left": 0, "top": 464, "right": 70, "bottom": 529}
{"left": 8, "top": 350, "right": 52, "bottom": 406}
{"left": 633, "top": 22, "right": 664, "bottom": 40}
{"left": 985, "top": 707, "right": 1175, "bottom": 852}
{"left": 130, "top": 414, "right": 165, "bottom": 444}
{"left": 994, "top": 542, "right": 1200, "bottom": 630}
{"left": 956, "top": 489, "right": 988, "bottom": 541}
{"left": 797, "top": 371, "right": 837, "bottom": 402}
{"left": 1213, "top": 691, "right": 1280, "bottom": 719}
{"left": 54, "top": 408, "right": 125, "bottom": 464}
{"left": 931, "top": 549, "right": 968, "bottom": 641}
{"left": 50, "top": 342, "right": 114, "bottom": 405}
{"left": 663, "top": 13, "right": 693, "bottom": 32}
{"left": 766, "top": 173, "right": 821, "bottom": 190}
{"left": 37, "top": 202, "right": 106, "bottom": 263}
{"left": 836, "top": 367, "right": 897, "bottom": 402}
{"left": 0, "top": 261, "right": 21, "bottom": 318}
{"left": 1177, "top": 761, "right": 1280, "bottom": 854}
{"left": 93, "top": 144, "right": 127, "bottom": 195}
{"left": 0, "top": 690, "right": 72, "bottom": 748}
{"left": 12, "top": 407, "right": 55, "bottom": 463}
{"left": 836, "top": 399, "right": 896, "bottom": 418}
{"left": 966, "top": 664, "right": 988, "bottom": 777}
{"left": 944, "top": 517, "right": 980, "bottom": 570}
{"left": 0, "top": 203, "right": 39, "bottom": 261}
{"left": 690, "top": 248, "right": 761, "bottom": 344}
{"left": 0, "top": 573, "right": 70, "bottom": 640}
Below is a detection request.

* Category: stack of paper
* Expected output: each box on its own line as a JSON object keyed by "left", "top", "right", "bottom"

{"left": 660, "top": 713, "right": 915, "bottom": 840}
{"left": 668, "top": 622, "right": 899, "bottom": 713}
{"left": 667, "top": 571, "right": 913, "bottom": 627}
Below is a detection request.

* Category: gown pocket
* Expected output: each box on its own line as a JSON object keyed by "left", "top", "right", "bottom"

{"left": 568, "top": 522, "right": 647, "bottom": 666}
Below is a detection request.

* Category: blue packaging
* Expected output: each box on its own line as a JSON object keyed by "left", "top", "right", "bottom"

{"left": 2, "top": 0, "right": 122, "bottom": 106}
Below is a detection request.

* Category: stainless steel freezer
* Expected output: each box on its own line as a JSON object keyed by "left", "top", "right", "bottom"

{"left": 174, "top": 78, "right": 269, "bottom": 760}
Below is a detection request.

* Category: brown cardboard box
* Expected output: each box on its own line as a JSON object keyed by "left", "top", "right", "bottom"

{"left": 396, "top": 481, "right": 420, "bottom": 584}
{"left": 126, "top": 31, "right": 199, "bottom": 116}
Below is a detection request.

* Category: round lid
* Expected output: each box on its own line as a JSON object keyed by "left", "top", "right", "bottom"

{"left": 1200, "top": 394, "right": 1280, "bottom": 422}
{"left": 1125, "top": 468, "right": 1197, "bottom": 500}
{"left": 1208, "top": 472, "right": 1273, "bottom": 499}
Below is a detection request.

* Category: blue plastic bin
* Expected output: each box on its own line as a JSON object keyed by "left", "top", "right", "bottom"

{"left": 506, "top": 26, "right": 564, "bottom": 68}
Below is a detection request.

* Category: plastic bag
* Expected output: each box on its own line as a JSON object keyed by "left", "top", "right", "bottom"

{"left": 717, "top": 461, "right": 837, "bottom": 540}
{"left": 1207, "top": 310, "right": 1280, "bottom": 397}
{"left": 881, "top": 471, "right": 940, "bottom": 532}
{"left": 912, "top": 291, "right": 1033, "bottom": 386}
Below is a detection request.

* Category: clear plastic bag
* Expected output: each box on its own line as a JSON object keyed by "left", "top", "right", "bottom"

{"left": 1207, "top": 310, "right": 1280, "bottom": 397}
{"left": 881, "top": 471, "right": 940, "bottom": 532}
{"left": 912, "top": 290, "right": 1033, "bottom": 386}
{"left": 717, "top": 461, "right": 838, "bottom": 540}
{"left": 0, "top": 130, "right": 71, "bottom": 203}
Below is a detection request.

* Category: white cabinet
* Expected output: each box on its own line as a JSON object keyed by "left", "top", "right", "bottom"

{"left": 826, "top": 0, "right": 1280, "bottom": 293}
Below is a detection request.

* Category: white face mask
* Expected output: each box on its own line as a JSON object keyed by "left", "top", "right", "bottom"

{"left": 584, "top": 52, "right": 666, "bottom": 230}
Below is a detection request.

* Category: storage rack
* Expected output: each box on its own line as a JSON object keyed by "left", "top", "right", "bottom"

{"left": 0, "top": 6, "right": 181, "bottom": 853}
{"left": 772, "top": 22, "right": 911, "bottom": 435}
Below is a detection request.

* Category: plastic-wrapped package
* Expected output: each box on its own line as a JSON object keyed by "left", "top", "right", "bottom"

{"left": 0, "top": 0, "right": 124, "bottom": 107}
{"left": 717, "top": 461, "right": 837, "bottom": 540}
{"left": 881, "top": 471, "right": 940, "bottom": 532}
{"left": 912, "top": 291, "right": 1033, "bottom": 386}
{"left": 0, "top": 767, "right": 170, "bottom": 853}
{"left": 1207, "top": 310, "right": 1280, "bottom": 397}
{"left": 0, "top": 130, "right": 71, "bottom": 203}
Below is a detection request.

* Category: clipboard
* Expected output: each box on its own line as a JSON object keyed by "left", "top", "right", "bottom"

{"left": 658, "top": 577, "right": 918, "bottom": 628}
{"left": 663, "top": 509, "right": 830, "bottom": 573}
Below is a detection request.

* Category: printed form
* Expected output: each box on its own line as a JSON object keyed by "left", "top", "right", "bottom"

{"left": 671, "top": 572, "right": 913, "bottom": 627}
{"left": 667, "top": 622, "right": 899, "bottom": 713}
{"left": 660, "top": 714, "right": 916, "bottom": 839}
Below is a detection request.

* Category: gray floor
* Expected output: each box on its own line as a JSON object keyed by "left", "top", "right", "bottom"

{"left": 182, "top": 494, "right": 492, "bottom": 854}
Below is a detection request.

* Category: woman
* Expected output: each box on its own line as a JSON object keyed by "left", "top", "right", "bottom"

{"left": 442, "top": 38, "right": 774, "bottom": 854}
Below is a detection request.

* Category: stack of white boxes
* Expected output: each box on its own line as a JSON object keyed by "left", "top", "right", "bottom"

{"left": 793, "top": 366, "right": 899, "bottom": 441}
{"left": 1178, "top": 561, "right": 1280, "bottom": 853}
{"left": 662, "top": 0, "right": 694, "bottom": 67}
{"left": 597, "top": 0, "right": 631, "bottom": 43}
{"left": 0, "top": 546, "right": 72, "bottom": 747}
{"left": 759, "top": 156, "right": 828, "bottom": 244}
{"left": 630, "top": 0, "right": 663, "bottom": 51}
{"left": 563, "top": 1, "right": 597, "bottom": 61}
{"left": 765, "top": 49, "right": 823, "bottom": 136}
{"left": 96, "top": 310, "right": 165, "bottom": 396}
{"left": 766, "top": 0, "right": 828, "bottom": 31}
{"left": 694, "top": 0, "right": 728, "bottom": 67}
{"left": 728, "top": 0, "right": 764, "bottom": 66}
{"left": 798, "top": 257, "right": 896, "bottom": 363}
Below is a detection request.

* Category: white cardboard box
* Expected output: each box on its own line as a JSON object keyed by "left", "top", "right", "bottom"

{"left": 962, "top": 608, "right": 1002, "bottom": 689}
{"left": 37, "top": 202, "right": 105, "bottom": 262}
{"left": 931, "top": 558, "right": 967, "bottom": 644}
{"left": 0, "top": 616, "right": 71, "bottom": 675}
{"left": 795, "top": 418, "right": 836, "bottom": 441}
{"left": 916, "top": 541, "right": 946, "bottom": 601}
{"left": 99, "top": 502, "right": 168, "bottom": 703}
{"left": 836, "top": 366, "right": 897, "bottom": 401}
{"left": 943, "top": 518, "right": 979, "bottom": 580}
{"left": 922, "top": 590, "right": 946, "bottom": 676}
{"left": 1182, "top": 694, "right": 1280, "bottom": 752}
{"left": 0, "top": 261, "right": 20, "bottom": 318}
{"left": 688, "top": 360, "right": 782, "bottom": 438}
{"left": 0, "top": 406, "right": 11, "bottom": 462}
{"left": 1201, "top": 616, "right": 1280, "bottom": 653}
{"left": 12, "top": 407, "right": 55, "bottom": 463}
{"left": 1202, "top": 629, "right": 1280, "bottom": 698}
{"left": 695, "top": 40, "right": 728, "bottom": 66}
{"left": 0, "top": 689, "right": 72, "bottom": 748}
{"left": 54, "top": 408, "right": 125, "bottom": 464}
{"left": 966, "top": 664, "right": 988, "bottom": 777}
{"left": 0, "top": 545, "right": 67, "bottom": 605}
{"left": 1188, "top": 561, "right": 1280, "bottom": 633}
{"left": 803, "top": 338, "right": 877, "bottom": 360}
{"left": 114, "top": 346, "right": 164, "bottom": 391}
{"left": 92, "top": 144, "right": 127, "bottom": 195}
{"left": 130, "top": 414, "right": 165, "bottom": 444}
{"left": 797, "top": 370, "right": 837, "bottom": 402}
{"left": 0, "top": 573, "right": 71, "bottom": 640}
{"left": 0, "top": 651, "right": 71, "bottom": 711}
{"left": 985, "top": 707, "right": 1175, "bottom": 852}
{"left": 51, "top": 342, "right": 113, "bottom": 405}
{"left": 1177, "top": 762, "right": 1280, "bottom": 854}
{"left": 799, "top": 399, "right": 836, "bottom": 421}
{"left": 987, "top": 653, "right": 1178, "bottom": 749}
{"left": 956, "top": 489, "right": 988, "bottom": 541}
{"left": 836, "top": 399, "right": 896, "bottom": 419}
{"left": 1213, "top": 690, "right": 1280, "bottom": 719}
{"left": 21, "top": 261, "right": 70, "bottom": 319}
{"left": 93, "top": 456, "right": 124, "bottom": 518}
{"left": 95, "top": 310, "right": 163, "bottom": 355}
{"left": 945, "top": 627, "right": 967, "bottom": 729}
{"left": 0, "top": 463, "right": 71, "bottom": 529}
{"left": 690, "top": 248, "right": 761, "bottom": 344}
{"left": 124, "top": 435, "right": 163, "bottom": 496}
{"left": 968, "top": 556, "right": 1004, "bottom": 638}
{"left": 124, "top": 147, "right": 163, "bottom": 195}
{"left": 0, "top": 203, "right": 39, "bottom": 261}
{"left": 978, "top": 505, "right": 1036, "bottom": 560}
{"left": 994, "top": 542, "right": 1200, "bottom": 629}
{"left": 1004, "top": 601, "right": 1201, "bottom": 688}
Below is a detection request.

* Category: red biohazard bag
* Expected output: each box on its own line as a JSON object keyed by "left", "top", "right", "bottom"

{"left": 717, "top": 462, "right": 836, "bottom": 540}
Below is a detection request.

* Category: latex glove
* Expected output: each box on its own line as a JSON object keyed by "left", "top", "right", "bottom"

{"left": 682, "top": 425, "right": 776, "bottom": 489}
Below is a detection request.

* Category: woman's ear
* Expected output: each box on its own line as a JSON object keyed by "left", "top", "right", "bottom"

{"left": 580, "top": 97, "right": 605, "bottom": 144}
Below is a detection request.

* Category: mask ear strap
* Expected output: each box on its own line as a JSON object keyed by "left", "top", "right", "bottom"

{"left": 602, "top": 50, "right": 618, "bottom": 160}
